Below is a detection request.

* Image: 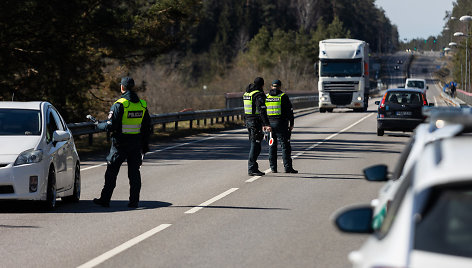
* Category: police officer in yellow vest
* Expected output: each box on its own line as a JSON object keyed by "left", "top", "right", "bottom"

{"left": 243, "top": 77, "right": 271, "bottom": 176}
{"left": 266, "top": 80, "right": 297, "bottom": 173}
{"left": 93, "top": 77, "right": 151, "bottom": 208}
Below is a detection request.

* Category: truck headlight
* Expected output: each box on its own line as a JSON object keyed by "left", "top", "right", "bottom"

{"left": 357, "top": 96, "right": 363, "bottom": 101}
{"left": 14, "top": 149, "right": 43, "bottom": 166}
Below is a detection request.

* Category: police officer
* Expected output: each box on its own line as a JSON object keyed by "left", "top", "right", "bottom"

{"left": 265, "top": 80, "right": 297, "bottom": 173}
{"left": 93, "top": 77, "right": 151, "bottom": 208}
{"left": 243, "top": 77, "right": 271, "bottom": 176}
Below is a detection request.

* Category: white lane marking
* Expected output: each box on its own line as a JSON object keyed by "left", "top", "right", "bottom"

{"left": 77, "top": 224, "right": 172, "bottom": 268}
{"left": 184, "top": 188, "right": 239, "bottom": 214}
{"left": 245, "top": 168, "right": 272, "bottom": 183}
{"left": 292, "top": 113, "right": 374, "bottom": 160}
{"left": 434, "top": 96, "right": 438, "bottom": 107}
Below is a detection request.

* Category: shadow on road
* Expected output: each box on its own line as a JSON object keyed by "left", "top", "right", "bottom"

{"left": 0, "top": 200, "right": 172, "bottom": 214}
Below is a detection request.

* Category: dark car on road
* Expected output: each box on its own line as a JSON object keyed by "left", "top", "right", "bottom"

{"left": 375, "top": 88, "right": 433, "bottom": 136}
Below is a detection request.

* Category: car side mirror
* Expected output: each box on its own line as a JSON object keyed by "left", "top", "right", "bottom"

{"left": 314, "top": 62, "right": 319, "bottom": 76}
{"left": 334, "top": 205, "right": 374, "bottom": 234}
{"left": 427, "top": 86, "right": 429, "bottom": 89}
{"left": 375, "top": 101, "right": 380, "bottom": 105}
{"left": 363, "top": 164, "right": 388, "bottom": 181}
{"left": 428, "top": 103, "right": 435, "bottom": 107}
{"left": 53, "top": 130, "right": 71, "bottom": 143}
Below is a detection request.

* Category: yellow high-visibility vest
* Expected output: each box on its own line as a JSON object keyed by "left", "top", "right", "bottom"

{"left": 265, "top": 93, "right": 285, "bottom": 116}
{"left": 243, "top": 90, "right": 261, "bottom": 115}
{"left": 115, "top": 98, "right": 147, "bottom": 134}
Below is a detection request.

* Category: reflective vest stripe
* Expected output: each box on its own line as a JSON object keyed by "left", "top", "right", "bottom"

{"left": 122, "top": 124, "right": 142, "bottom": 133}
{"left": 265, "top": 93, "right": 284, "bottom": 116}
{"left": 115, "top": 98, "right": 147, "bottom": 134}
{"left": 243, "top": 90, "right": 261, "bottom": 115}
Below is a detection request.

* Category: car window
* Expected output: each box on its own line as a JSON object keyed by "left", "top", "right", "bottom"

{"left": 0, "top": 109, "right": 41, "bottom": 135}
{"left": 386, "top": 91, "right": 422, "bottom": 105}
{"left": 50, "top": 108, "right": 65, "bottom": 131}
{"left": 392, "top": 135, "right": 415, "bottom": 180}
{"left": 414, "top": 184, "right": 472, "bottom": 258}
{"left": 376, "top": 166, "right": 413, "bottom": 239}
{"left": 46, "top": 110, "right": 59, "bottom": 143}
{"left": 407, "top": 81, "right": 425, "bottom": 88}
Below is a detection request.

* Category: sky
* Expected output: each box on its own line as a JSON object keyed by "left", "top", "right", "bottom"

{"left": 375, "top": 0, "right": 456, "bottom": 40}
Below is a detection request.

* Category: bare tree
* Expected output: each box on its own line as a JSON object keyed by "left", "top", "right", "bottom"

{"left": 292, "top": 0, "right": 323, "bottom": 31}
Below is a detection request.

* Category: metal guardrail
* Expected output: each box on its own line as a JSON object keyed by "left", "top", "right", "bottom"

{"left": 67, "top": 95, "right": 318, "bottom": 145}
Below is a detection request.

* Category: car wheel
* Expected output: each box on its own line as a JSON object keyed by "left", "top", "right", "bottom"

{"left": 45, "top": 167, "right": 57, "bottom": 210}
{"left": 377, "top": 128, "right": 384, "bottom": 136}
{"left": 320, "top": 108, "right": 326, "bottom": 113}
{"left": 62, "top": 163, "right": 80, "bottom": 203}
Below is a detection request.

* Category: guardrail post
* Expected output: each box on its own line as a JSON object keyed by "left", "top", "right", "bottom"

{"left": 175, "top": 121, "right": 178, "bottom": 131}
{"left": 197, "top": 119, "right": 200, "bottom": 127}
{"left": 88, "top": 133, "right": 93, "bottom": 145}
{"left": 190, "top": 120, "right": 193, "bottom": 129}
{"left": 211, "top": 118, "right": 214, "bottom": 125}
{"left": 204, "top": 118, "right": 207, "bottom": 126}
{"left": 162, "top": 123, "right": 166, "bottom": 132}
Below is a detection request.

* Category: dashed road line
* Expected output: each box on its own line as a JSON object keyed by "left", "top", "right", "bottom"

{"left": 77, "top": 224, "right": 172, "bottom": 268}
{"left": 184, "top": 188, "right": 239, "bottom": 214}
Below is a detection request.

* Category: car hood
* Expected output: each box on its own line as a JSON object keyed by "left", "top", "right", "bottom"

{"left": 0, "top": 136, "right": 41, "bottom": 160}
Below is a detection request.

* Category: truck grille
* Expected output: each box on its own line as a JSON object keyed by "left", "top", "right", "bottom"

{"left": 323, "top": 81, "right": 359, "bottom": 91}
{"left": 0, "top": 186, "right": 14, "bottom": 194}
{"left": 330, "top": 92, "right": 353, "bottom": 105}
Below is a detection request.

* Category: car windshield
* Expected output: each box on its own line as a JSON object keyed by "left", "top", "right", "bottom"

{"left": 386, "top": 91, "right": 422, "bottom": 105}
{"left": 407, "top": 81, "right": 425, "bottom": 89}
{"left": 414, "top": 185, "right": 472, "bottom": 258}
{"left": 320, "top": 59, "right": 362, "bottom": 77}
{"left": 0, "top": 109, "right": 41, "bottom": 135}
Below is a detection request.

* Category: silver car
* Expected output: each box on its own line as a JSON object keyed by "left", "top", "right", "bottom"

{"left": 0, "top": 102, "right": 80, "bottom": 209}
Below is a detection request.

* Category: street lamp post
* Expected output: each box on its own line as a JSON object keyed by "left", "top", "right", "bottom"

{"left": 460, "top": 15, "right": 472, "bottom": 92}
{"left": 454, "top": 31, "right": 467, "bottom": 90}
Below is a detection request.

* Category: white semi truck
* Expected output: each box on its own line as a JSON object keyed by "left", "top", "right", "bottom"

{"left": 317, "top": 39, "right": 370, "bottom": 112}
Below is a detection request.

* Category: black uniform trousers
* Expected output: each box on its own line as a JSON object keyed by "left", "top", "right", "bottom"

{"left": 268, "top": 119, "right": 292, "bottom": 171}
{"left": 100, "top": 136, "right": 142, "bottom": 204}
{"left": 246, "top": 119, "right": 264, "bottom": 172}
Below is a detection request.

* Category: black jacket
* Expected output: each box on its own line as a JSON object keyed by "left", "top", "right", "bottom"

{"left": 268, "top": 88, "right": 294, "bottom": 127}
{"left": 98, "top": 90, "right": 151, "bottom": 151}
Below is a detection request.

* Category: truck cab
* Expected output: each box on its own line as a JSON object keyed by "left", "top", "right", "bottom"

{"left": 317, "top": 39, "right": 369, "bottom": 112}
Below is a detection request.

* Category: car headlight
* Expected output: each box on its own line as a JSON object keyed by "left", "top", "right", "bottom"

{"left": 14, "top": 149, "right": 43, "bottom": 166}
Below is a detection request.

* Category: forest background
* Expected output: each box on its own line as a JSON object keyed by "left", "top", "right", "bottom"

{"left": 1, "top": 0, "right": 401, "bottom": 122}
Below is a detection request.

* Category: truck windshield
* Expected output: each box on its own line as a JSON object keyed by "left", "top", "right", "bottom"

{"left": 320, "top": 59, "right": 362, "bottom": 77}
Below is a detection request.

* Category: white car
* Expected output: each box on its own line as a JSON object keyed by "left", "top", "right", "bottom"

{"left": 334, "top": 124, "right": 472, "bottom": 267}
{"left": 405, "top": 78, "right": 428, "bottom": 95}
{"left": 0, "top": 102, "right": 80, "bottom": 209}
{"left": 365, "top": 107, "right": 472, "bottom": 229}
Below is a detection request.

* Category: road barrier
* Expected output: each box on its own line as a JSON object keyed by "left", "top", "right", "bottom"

{"left": 67, "top": 95, "right": 318, "bottom": 145}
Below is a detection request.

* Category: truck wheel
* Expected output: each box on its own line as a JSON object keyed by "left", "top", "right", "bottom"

{"left": 377, "top": 128, "right": 384, "bottom": 136}
{"left": 327, "top": 108, "right": 333, "bottom": 112}
{"left": 320, "top": 108, "right": 326, "bottom": 113}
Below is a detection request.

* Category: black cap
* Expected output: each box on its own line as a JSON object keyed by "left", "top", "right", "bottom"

{"left": 254, "top": 77, "right": 264, "bottom": 88}
{"left": 272, "top": 79, "right": 281, "bottom": 87}
{"left": 121, "top": 77, "right": 135, "bottom": 90}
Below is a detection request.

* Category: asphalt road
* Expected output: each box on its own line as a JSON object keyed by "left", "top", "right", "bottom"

{"left": 0, "top": 54, "right": 449, "bottom": 268}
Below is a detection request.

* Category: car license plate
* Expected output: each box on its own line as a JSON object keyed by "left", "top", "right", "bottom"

{"left": 396, "top": 111, "right": 412, "bottom": 116}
